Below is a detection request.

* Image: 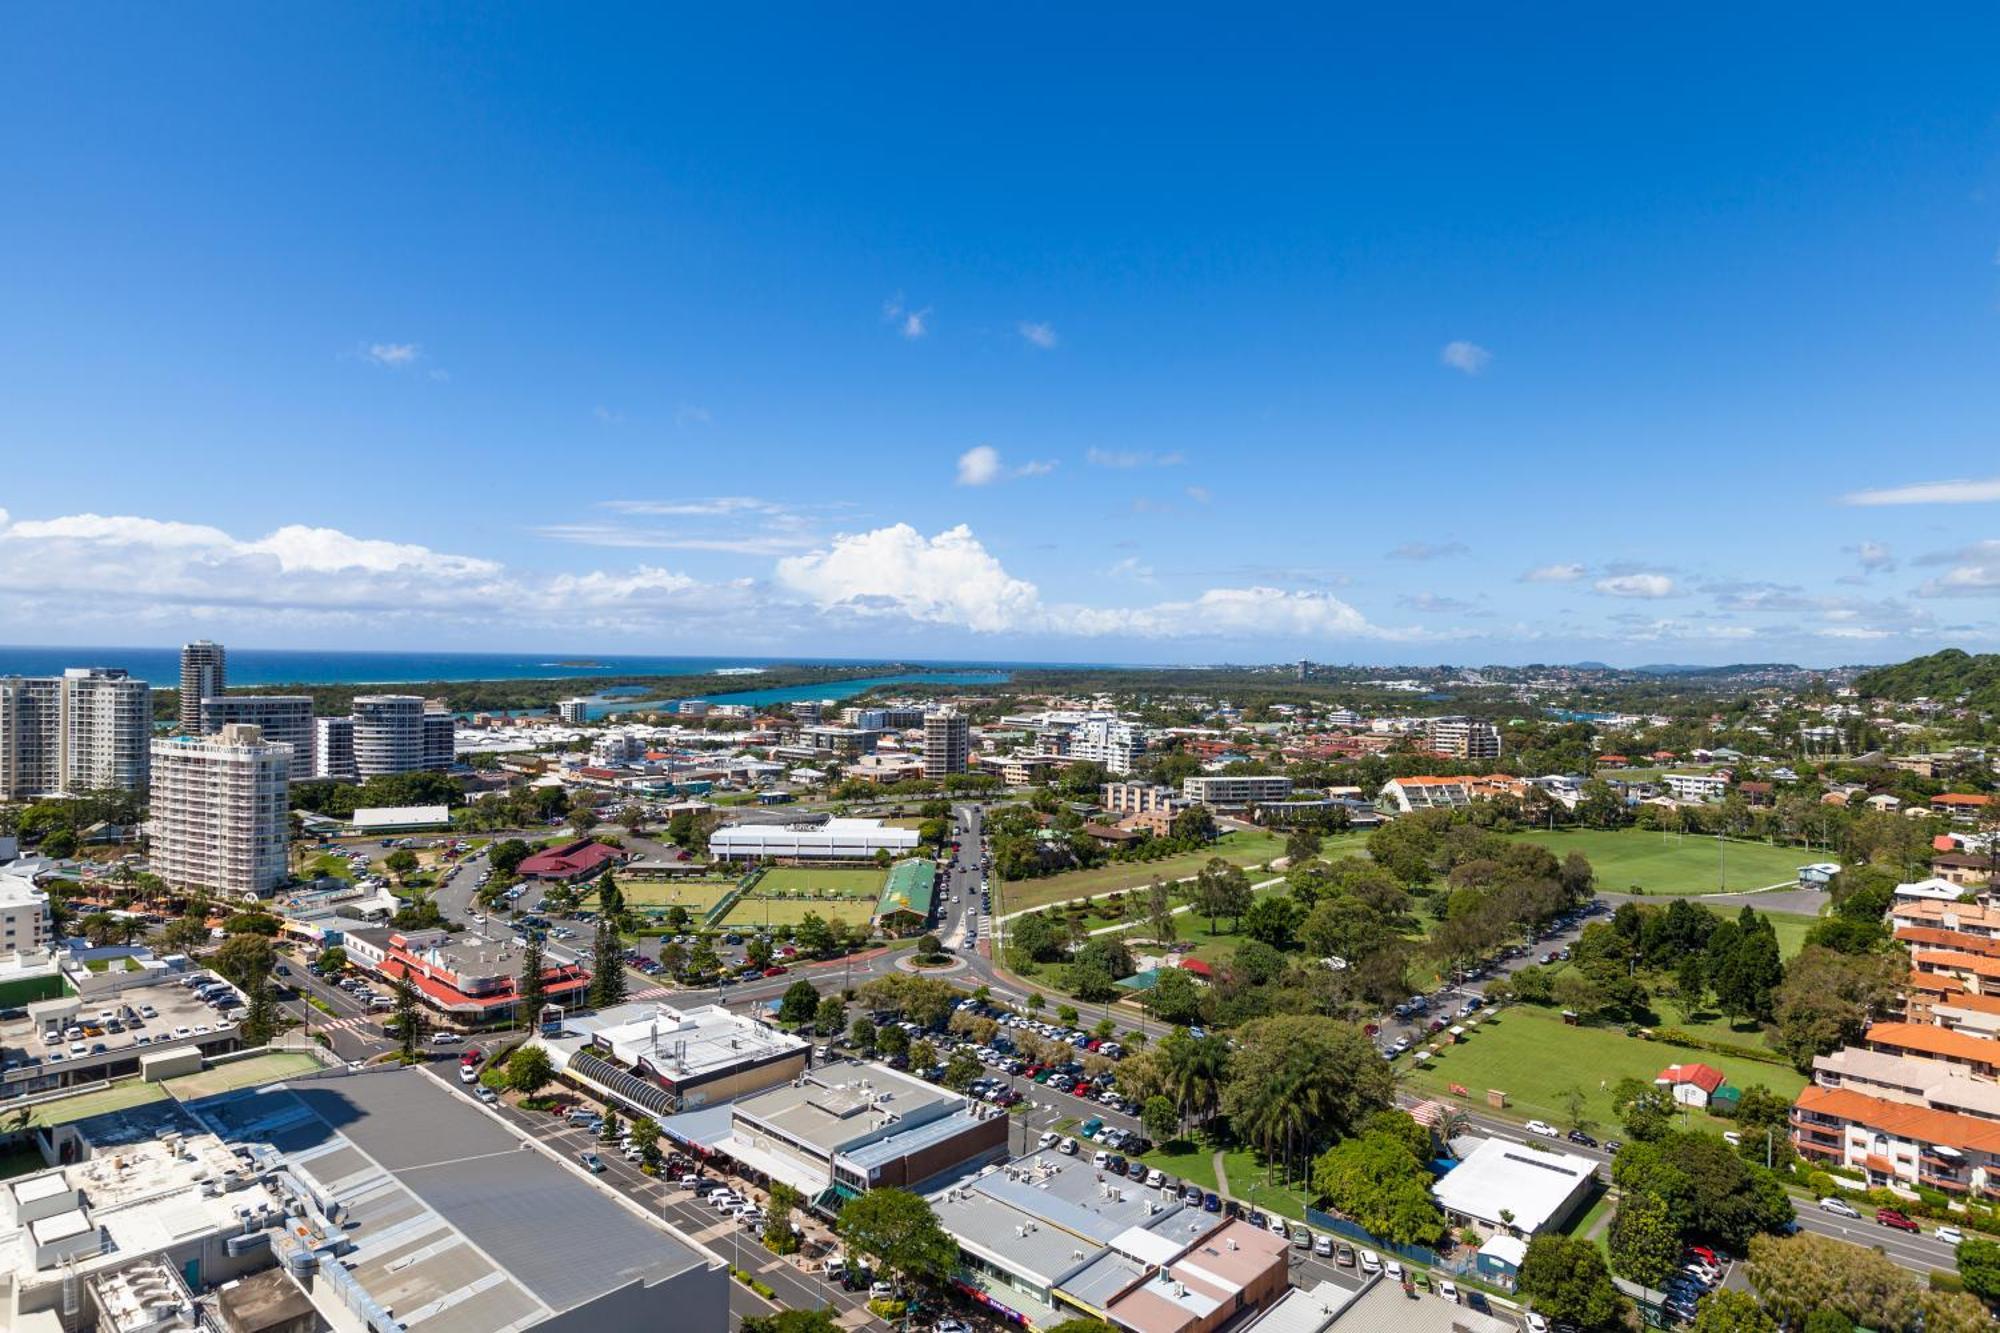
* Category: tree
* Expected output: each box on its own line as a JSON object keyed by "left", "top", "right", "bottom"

{"left": 161, "top": 910, "right": 210, "bottom": 953}
{"left": 489, "top": 839, "right": 532, "bottom": 874}
{"left": 315, "top": 944, "right": 349, "bottom": 976}
{"left": 213, "top": 933, "right": 276, "bottom": 991}
{"left": 834, "top": 1188, "right": 957, "bottom": 1287}
{"left": 1142, "top": 1095, "right": 1178, "bottom": 1144}
{"left": 1312, "top": 1131, "right": 1446, "bottom": 1246}
{"left": 1747, "top": 1232, "right": 1922, "bottom": 1331}
{"left": 1689, "top": 1290, "right": 1777, "bottom": 1333}
{"left": 814, "top": 994, "right": 847, "bottom": 1038}
{"left": 877, "top": 1023, "right": 910, "bottom": 1060}
{"left": 587, "top": 917, "right": 626, "bottom": 1008}
{"left": 1772, "top": 946, "right": 1902, "bottom": 1070}
{"left": 392, "top": 972, "right": 427, "bottom": 1062}
{"left": 240, "top": 978, "right": 284, "bottom": 1046}
{"left": 599, "top": 1108, "right": 623, "bottom": 1144}
{"left": 779, "top": 980, "right": 821, "bottom": 1027}
{"left": 1285, "top": 826, "right": 1323, "bottom": 864}
{"left": 1957, "top": 1236, "right": 2000, "bottom": 1307}
{"left": 517, "top": 930, "right": 547, "bottom": 1023}
{"left": 765, "top": 1182, "right": 804, "bottom": 1254}
{"left": 1611, "top": 1076, "right": 1676, "bottom": 1142}
{"left": 1146, "top": 877, "right": 1176, "bottom": 945}
{"left": 596, "top": 870, "right": 625, "bottom": 920}
{"left": 506, "top": 1043, "right": 554, "bottom": 1097}
{"left": 1712, "top": 923, "right": 1783, "bottom": 1023}
{"left": 1608, "top": 1192, "right": 1681, "bottom": 1287}
{"left": 631, "top": 1114, "right": 662, "bottom": 1172}
{"left": 1518, "top": 1234, "right": 1626, "bottom": 1333}
{"left": 1239, "top": 893, "right": 1300, "bottom": 949}
{"left": 1612, "top": 1131, "right": 1792, "bottom": 1252}
{"left": 1221, "top": 1016, "right": 1391, "bottom": 1172}
{"left": 942, "top": 1049, "right": 981, "bottom": 1090}
{"left": 849, "top": 1016, "right": 878, "bottom": 1052}
{"left": 384, "top": 848, "right": 419, "bottom": 880}
{"left": 796, "top": 912, "right": 835, "bottom": 957}
{"left": 1145, "top": 967, "right": 1204, "bottom": 1026}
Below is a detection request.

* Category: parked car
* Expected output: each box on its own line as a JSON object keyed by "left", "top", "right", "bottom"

{"left": 1334, "top": 1243, "right": 1355, "bottom": 1267}
{"left": 577, "top": 1151, "right": 604, "bottom": 1173}
{"left": 1357, "top": 1249, "right": 1382, "bottom": 1275}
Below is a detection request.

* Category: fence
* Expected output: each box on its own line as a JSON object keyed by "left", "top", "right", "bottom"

{"left": 1303, "top": 1209, "right": 1443, "bottom": 1270}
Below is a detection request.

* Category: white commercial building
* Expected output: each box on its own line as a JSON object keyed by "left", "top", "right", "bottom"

{"left": 0, "top": 667, "right": 152, "bottom": 799}
{"left": 1182, "top": 774, "right": 1293, "bottom": 807}
{"left": 557, "top": 697, "right": 592, "bottom": 723}
{"left": 1662, "top": 772, "right": 1730, "bottom": 803}
{"left": 1430, "top": 1137, "right": 1598, "bottom": 1236}
{"left": 0, "top": 868, "right": 52, "bottom": 958}
{"left": 199, "top": 694, "right": 315, "bottom": 778}
{"left": 149, "top": 724, "right": 291, "bottom": 899}
{"left": 1068, "top": 718, "right": 1146, "bottom": 775}
{"left": 708, "top": 817, "right": 920, "bottom": 861}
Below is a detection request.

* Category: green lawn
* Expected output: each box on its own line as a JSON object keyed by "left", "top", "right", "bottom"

{"left": 1512, "top": 828, "right": 1808, "bottom": 896}
{"left": 1000, "top": 829, "right": 1312, "bottom": 914}
{"left": 756, "top": 866, "right": 885, "bottom": 897}
{"left": 1745, "top": 909, "right": 1821, "bottom": 960}
{"left": 1397, "top": 1003, "right": 1804, "bottom": 1134}
{"left": 163, "top": 1050, "right": 323, "bottom": 1100}
{"left": 15, "top": 1079, "right": 169, "bottom": 1129}
{"left": 1137, "top": 1140, "right": 1313, "bottom": 1220}
{"left": 614, "top": 878, "right": 736, "bottom": 910}
{"left": 721, "top": 897, "right": 878, "bottom": 929}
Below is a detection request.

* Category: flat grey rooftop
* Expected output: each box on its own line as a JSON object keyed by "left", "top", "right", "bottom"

{"left": 192, "top": 1067, "right": 709, "bottom": 1329}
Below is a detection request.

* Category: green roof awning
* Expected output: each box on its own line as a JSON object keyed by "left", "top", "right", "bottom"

{"left": 874, "top": 858, "right": 938, "bottom": 919}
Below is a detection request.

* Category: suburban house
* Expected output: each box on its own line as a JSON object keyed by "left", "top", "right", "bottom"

{"left": 1655, "top": 1062, "right": 1728, "bottom": 1109}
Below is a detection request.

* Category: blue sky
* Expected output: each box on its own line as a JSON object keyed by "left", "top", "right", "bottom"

{"left": 4, "top": 6, "right": 2000, "bottom": 666}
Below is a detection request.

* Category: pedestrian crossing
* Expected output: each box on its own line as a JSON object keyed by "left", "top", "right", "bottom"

{"left": 629, "top": 985, "right": 675, "bottom": 1001}
{"left": 310, "top": 1013, "right": 377, "bottom": 1036}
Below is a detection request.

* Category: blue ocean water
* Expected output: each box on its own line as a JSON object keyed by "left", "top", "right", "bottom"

{"left": 592, "top": 670, "right": 1012, "bottom": 718}
{"left": 0, "top": 645, "right": 1045, "bottom": 689}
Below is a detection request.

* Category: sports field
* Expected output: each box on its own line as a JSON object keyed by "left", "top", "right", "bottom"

{"left": 756, "top": 866, "right": 885, "bottom": 897}
{"left": 720, "top": 897, "right": 879, "bottom": 929}
{"left": 1511, "top": 828, "right": 1806, "bottom": 896}
{"left": 999, "top": 829, "right": 1307, "bottom": 914}
{"left": 1397, "top": 1003, "right": 1804, "bottom": 1132}
{"left": 616, "top": 878, "right": 736, "bottom": 911}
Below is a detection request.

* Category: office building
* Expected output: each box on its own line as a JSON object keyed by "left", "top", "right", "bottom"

{"left": 924, "top": 708, "right": 970, "bottom": 779}
{"left": 149, "top": 724, "right": 291, "bottom": 900}
{"left": 199, "top": 694, "right": 315, "bottom": 777}
{"left": 312, "top": 695, "right": 454, "bottom": 780}
{"left": 540, "top": 1000, "right": 810, "bottom": 1114}
{"left": 1424, "top": 715, "right": 1502, "bottom": 761}
{"left": 0, "top": 668, "right": 151, "bottom": 799}
{"left": 557, "top": 697, "right": 591, "bottom": 723}
{"left": 1181, "top": 774, "right": 1292, "bottom": 807}
{"left": 178, "top": 639, "right": 226, "bottom": 732}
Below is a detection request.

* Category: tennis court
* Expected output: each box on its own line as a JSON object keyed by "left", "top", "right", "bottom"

{"left": 163, "top": 1050, "right": 323, "bottom": 1100}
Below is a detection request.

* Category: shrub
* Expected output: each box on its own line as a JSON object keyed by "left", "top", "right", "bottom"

{"left": 1930, "top": 1270, "right": 1965, "bottom": 1293}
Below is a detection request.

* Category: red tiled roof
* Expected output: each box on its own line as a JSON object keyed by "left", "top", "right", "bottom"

{"left": 1937, "top": 835, "right": 1962, "bottom": 852}
{"left": 1796, "top": 1083, "right": 2000, "bottom": 1157}
{"left": 1897, "top": 927, "right": 2000, "bottom": 958}
{"left": 1934, "top": 794, "right": 1995, "bottom": 808}
{"left": 1657, "top": 1062, "right": 1726, "bottom": 1092}
{"left": 518, "top": 839, "right": 622, "bottom": 880}
{"left": 1179, "top": 957, "right": 1214, "bottom": 977}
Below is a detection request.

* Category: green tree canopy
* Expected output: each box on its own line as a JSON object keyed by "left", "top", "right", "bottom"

{"left": 1310, "top": 1131, "right": 1446, "bottom": 1247}
{"left": 1518, "top": 1234, "right": 1627, "bottom": 1333}
{"left": 833, "top": 1188, "right": 957, "bottom": 1286}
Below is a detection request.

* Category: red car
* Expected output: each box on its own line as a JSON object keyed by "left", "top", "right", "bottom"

{"left": 1876, "top": 1208, "right": 1920, "bottom": 1233}
{"left": 762, "top": 965, "right": 788, "bottom": 977}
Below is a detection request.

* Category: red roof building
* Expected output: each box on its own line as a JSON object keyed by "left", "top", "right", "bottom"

{"left": 370, "top": 928, "right": 590, "bottom": 1022}
{"left": 518, "top": 838, "right": 625, "bottom": 882}
{"left": 1655, "top": 1062, "right": 1727, "bottom": 1107}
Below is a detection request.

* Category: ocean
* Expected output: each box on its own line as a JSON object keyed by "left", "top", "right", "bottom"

{"left": 0, "top": 645, "right": 1043, "bottom": 690}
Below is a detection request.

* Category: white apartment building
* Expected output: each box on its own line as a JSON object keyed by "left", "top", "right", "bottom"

{"left": 199, "top": 694, "right": 315, "bottom": 777}
{"left": 1067, "top": 718, "right": 1146, "bottom": 775}
{"left": 1182, "top": 774, "right": 1293, "bottom": 807}
{"left": 557, "top": 698, "right": 592, "bottom": 723}
{"left": 0, "top": 668, "right": 151, "bottom": 799}
{"left": 1101, "top": 782, "right": 1186, "bottom": 817}
{"left": 924, "top": 709, "right": 969, "bottom": 779}
{"left": 178, "top": 639, "right": 226, "bottom": 732}
{"left": 150, "top": 724, "right": 291, "bottom": 899}
{"left": 591, "top": 732, "right": 647, "bottom": 767}
{"left": 1425, "top": 716, "right": 1503, "bottom": 760}
{"left": 0, "top": 867, "right": 52, "bottom": 957}
{"left": 314, "top": 695, "right": 454, "bottom": 780}
{"left": 1663, "top": 772, "right": 1730, "bottom": 803}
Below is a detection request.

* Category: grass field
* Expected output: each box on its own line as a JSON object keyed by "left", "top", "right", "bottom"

{"left": 1397, "top": 1003, "right": 1804, "bottom": 1133}
{"left": 1137, "top": 1141, "right": 1313, "bottom": 1220}
{"left": 1747, "top": 909, "right": 1820, "bottom": 960}
{"left": 1000, "top": 829, "right": 1309, "bottom": 914}
{"left": 1512, "top": 828, "right": 1807, "bottom": 896}
{"left": 720, "top": 897, "right": 879, "bottom": 929}
{"left": 615, "top": 879, "right": 737, "bottom": 911}
{"left": 757, "top": 866, "right": 886, "bottom": 897}
{"left": 163, "top": 1050, "right": 322, "bottom": 1100}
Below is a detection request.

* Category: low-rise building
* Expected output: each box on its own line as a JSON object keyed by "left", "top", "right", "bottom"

{"left": 1429, "top": 1137, "right": 1597, "bottom": 1237}
{"left": 1661, "top": 772, "right": 1729, "bottom": 803}
{"left": 518, "top": 837, "right": 626, "bottom": 882}
{"left": 874, "top": 859, "right": 938, "bottom": 936}
{"left": 539, "top": 1000, "right": 809, "bottom": 1113}
{"left": 1103, "top": 783, "right": 1187, "bottom": 818}
{"left": 1181, "top": 775, "right": 1292, "bottom": 808}
{"left": 1933, "top": 793, "right": 1995, "bottom": 823}
{"left": 1245, "top": 1274, "right": 1514, "bottom": 1333}
{"left": 350, "top": 927, "right": 589, "bottom": 1025}
{"left": 1792, "top": 1081, "right": 2000, "bottom": 1199}
{"left": 1655, "top": 1062, "right": 1728, "bottom": 1109}
{"left": 1, "top": 960, "right": 243, "bottom": 1099}
{"left": 708, "top": 817, "right": 920, "bottom": 861}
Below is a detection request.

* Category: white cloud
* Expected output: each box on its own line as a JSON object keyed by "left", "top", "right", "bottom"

{"left": 883, "top": 294, "right": 931, "bottom": 340}
{"left": 1185, "top": 486, "right": 1211, "bottom": 504}
{"left": 1440, "top": 340, "right": 1492, "bottom": 375}
{"left": 1848, "top": 540, "right": 1895, "bottom": 571}
{"left": 956, "top": 446, "right": 1003, "bottom": 487}
{"left": 1086, "top": 448, "right": 1186, "bottom": 469}
{"left": 776, "top": 523, "right": 1042, "bottom": 633}
{"left": 1593, "top": 573, "right": 1678, "bottom": 599}
{"left": 1106, "top": 556, "right": 1155, "bottom": 582}
{"left": 1916, "top": 541, "right": 2000, "bottom": 596}
{"left": 955, "top": 446, "right": 1055, "bottom": 486}
{"left": 363, "top": 342, "right": 421, "bottom": 368}
{"left": 534, "top": 524, "right": 817, "bottom": 556}
{"left": 1842, "top": 477, "right": 2000, "bottom": 505}
{"left": 601, "top": 497, "right": 786, "bottom": 518}
{"left": 1018, "top": 321, "right": 1058, "bottom": 349}
{"left": 1388, "top": 541, "right": 1470, "bottom": 561}
{"left": 1521, "top": 562, "right": 1587, "bottom": 583}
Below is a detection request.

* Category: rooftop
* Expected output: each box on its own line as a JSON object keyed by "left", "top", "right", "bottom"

{"left": 1249, "top": 1274, "right": 1515, "bottom": 1333}
{"left": 3, "top": 972, "right": 240, "bottom": 1082}
{"left": 735, "top": 1060, "right": 962, "bottom": 1154}
{"left": 580, "top": 1001, "right": 807, "bottom": 1084}
{"left": 1430, "top": 1137, "right": 1598, "bottom": 1233}
{"left": 876, "top": 858, "right": 938, "bottom": 919}
{"left": 191, "top": 1066, "right": 719, "bottom": 1331}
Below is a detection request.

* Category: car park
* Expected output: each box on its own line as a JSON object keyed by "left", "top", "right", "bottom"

{"left": 1357, "top": 1249, "right": 1382, "bottom": 1275}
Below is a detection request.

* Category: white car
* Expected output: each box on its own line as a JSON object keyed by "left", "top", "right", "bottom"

{"left": 1525, "top": 1315, "right": 1550, "bottom": 1333}
{"left": 1525, "top": 1120, "right": 1559, "bottom": 1138}
{"left": 431, "top": 1032, "right": 461, "bottom": 1046}
{"left": 1818, "top": 1197, "right": 1861, "bottom": 1218}
{"left": 1438, "top": 1279, "right": 1459, "bottom": 1304}
{"left": 1037, "top": 1131, "right": 1057, "bottom": 1149}
{"left": 1385, "top": 1259, "right": 1404, "bottom": 1283}
{"left": 1937, "top": 1225, "right": 1965, "bottom": 1245}
{"left": 1357, "top": 1249, "right": 1382, "bottom": 1275}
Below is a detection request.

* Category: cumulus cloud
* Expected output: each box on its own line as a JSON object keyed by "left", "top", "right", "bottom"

{"left": 1846, "top": 540, "right": 1895, "bottom": 572}
{"left": 1842, "top": 477, "right": 2000, "bottom": 505}
{"left": 1915, "top": 541, "right": 2000, "bottom": 596}
{"left": 776, "top": 523, "right": 1042, "bottom": 632}
{"left": 1440, "top": 340, "right": 1492, "bottom": 375}
{"left": 1520, "top": 562, "right": 1586, "bottom": 583}
{"left": 1018, "top": 321, "right": 1058, "bottom": 349}
{"left": 1387, "top": 541, "right": 1470, "bottom": 561}
{"left": 1086, "top": 448, "right": 1186, "bottom": 469}
{"left": 1593, "top": 573, "right": 1678, "bottom": 599}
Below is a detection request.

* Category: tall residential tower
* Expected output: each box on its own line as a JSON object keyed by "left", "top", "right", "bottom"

{"left": 179, "top": 640, "right": 226, "bottom": 732}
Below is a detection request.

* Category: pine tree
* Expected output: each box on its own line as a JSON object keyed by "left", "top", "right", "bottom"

{"left": 393, "top": 972, "right": 428, "bottom": 1062}
{"left": 241, "top": 977, "right": 284, "bottom": 1047}
{"left": 589, "top": 917, "right": 627, "bottom": 1008}
{"left": 517, "top": 929, "right": 547, "bottom": 1025}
